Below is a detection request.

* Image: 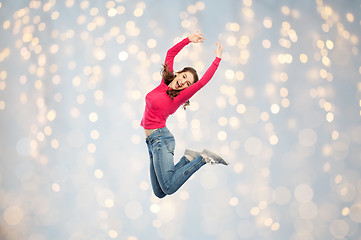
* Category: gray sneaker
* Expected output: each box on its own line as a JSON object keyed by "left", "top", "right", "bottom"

{"left": 202, "top": 149, "right": 229, "bottom": 165}
{"left": 184, "top": 149, "right": 201, "bottom": 159}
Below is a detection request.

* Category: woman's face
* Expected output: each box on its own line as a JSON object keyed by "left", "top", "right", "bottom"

{"left": 168, "top": 71, "right": 195, "bottom": 90}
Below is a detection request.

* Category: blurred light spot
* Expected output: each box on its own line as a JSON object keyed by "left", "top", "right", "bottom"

{"left": 270, "top": 104, "right": 280, "bottom": 114}
{"left": 139, "top": 181, "right": 149, "bottom": 191}
{"left": 341, "top": 207, "right": 350, "bottom": 216}
{"left": 0, "top": 100, "right": 6, "bottom": 110}
{"left": 326, "top": 40, "right": 334, "bottom": 49}
{"left": 233, "top": 163, "right": 244, "bottom": 173}
{"left": 346, "top": 12, "right": 354, "bottom": 22}
{"left": 147, "top": 38, "right": 157, "bottom": 48}
{"left": 108, "top": 230, "right": 118, "bottom": 239}
{"left": 52, "top": 183, "right": 61, "bottom": 192}
{"left": 281, "top": 98, "right": 290, "bottom": 108}
{"left": 226, "top": 22, "right": 240, "bottom": 32}
{"left": 350, "top": 203, "right": 361, "bottom": 223}
{"left": 260, "top": 112, "right": 269, "bottom": 122}
{"left": 280, "top": 88, "right": 288, "bottom": 97}
{"left": 218, "top": 116, "right": 227, "bottom": 126}
{"left": 229, "top": 116, "right": 240, "bottom": 129}
{"left": 269, "top": 135, "right": 278, "bottom": 145}
{"left": 108, "top": 8, "right": 117, "bottom": 17}
{"left": 229, "top": 197, "right": 239, "bottom": 206}
{"left": 152, "top": 219, "right": 162, "bottom": 228}
{"left": 94, "top": 169, "right": 103, "bottom": 179}
{"left": 338, "top": 183, "right": 356, "bottom": 201}
{"left": 150, "top": 204, "right": 160, "bottom": 213}
{"left": 134, "top": 8, "right": 143, "bottom": 17}
{"left": 262, "top": 39, "right": 271, "bottom": 49}
{"left": 330, "top": 219, "right": 349, "bottom": 239}
{"left": 217, "top": 131, "right": 227, "bottom": 141}
{"left": 271, "top": 222, "right": 280, "bottom": 231}
{"left": 244, "top": 137, "right": 263, "bottom": 155}
{"left": 97, "top": 189, "right": 114, "bottom": 208}
{"left": 250, "top": 207, "right": 260, "bottom": 216}
{"left": 294, "top": 184, "right": 313, "bottom": 203}
{"left": 89, "top": 112, "right": 98, "bottom": 122}
{"left": 90, "top": 130, "right": 100, "bottom": 140}
{"left": 264, "top": 218, "right": 273, "bottom": 227}
{"left": 118, "top": 51, "right": 128, "bottom": 61}
{"left": 51, "top": 139, "right": 59, "bottom": 149}
{"left": 326, "top": 112, "right": 334, "bottom": 122}
{"left": 47, "top": 110, "right": 56, "bottom": 121}
{"left": 216, "top": 96, "right": 227, "bottom": 109}
{"left": 281, "top": 6, "right": 290, "bottom": 15}
{"left": 235, "top": 71, "right": 244, "bottom": 80}
{"left": 242, "top": 7, "right": 254, "bottom": 19}
{"left": 94, "top": 48, "right": 106, "bottom": 61}
{"left": 87, "top": 143, "right": 96, "bottom": 153}
{"left": 131, "top": 134, "right": 141, "bottom": 144}
{"left": 3, "top": 206, "right": 24, "bottom": 226}
{"left": 300, "top": 53, "right": 308, "bottom": 63}
{"left": 179, "top": 191, "right": 189, "bottom": 200}
{"left": 263, "top": 17, "right": 272, "bottom": 28}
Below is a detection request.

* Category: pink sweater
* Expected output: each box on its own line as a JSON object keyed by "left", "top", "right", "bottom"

{"left": 141, "top": 37, "right": 221, "bottom": 129}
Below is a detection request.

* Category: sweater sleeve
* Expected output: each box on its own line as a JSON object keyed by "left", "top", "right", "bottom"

{"left": 176, "top": 57, "right": 221, "bottom": 103}
{"left": 164, "top": 37, "right": 191, "bottom": 71}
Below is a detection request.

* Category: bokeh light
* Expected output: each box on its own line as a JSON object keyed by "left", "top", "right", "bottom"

{"left": 1, "top": 0, "right": 361, "bottom": 240}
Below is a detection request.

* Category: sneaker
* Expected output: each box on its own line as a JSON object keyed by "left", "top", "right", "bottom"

{"left": 202, "top": 149, "right": 229, "bottom": 165}
{"left": 184, "top": 149, "right": 201, "bottom": 159}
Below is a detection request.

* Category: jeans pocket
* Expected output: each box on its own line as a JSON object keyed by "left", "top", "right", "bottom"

{"left": 151, "top": 137, "right": 162, "bottom": 152}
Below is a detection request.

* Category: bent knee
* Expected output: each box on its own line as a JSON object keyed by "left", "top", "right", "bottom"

{"left": 154, "top": 190, "right": 166, "bottom": 199}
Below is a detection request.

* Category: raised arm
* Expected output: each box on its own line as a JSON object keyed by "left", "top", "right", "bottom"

{"left": 176, "top": 41, "right": 223, "bottom": 103}
{"left": 165, "top": 30, "right": 206, "bottom": 71}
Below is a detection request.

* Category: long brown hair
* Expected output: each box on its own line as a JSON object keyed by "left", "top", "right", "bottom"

{"left": 161, "top": 63, "right": 199, "bottom": 110}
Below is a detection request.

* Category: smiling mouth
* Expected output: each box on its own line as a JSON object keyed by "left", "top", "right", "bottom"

{"left": 177, "top": 81, "right": 181, "bottom": 88}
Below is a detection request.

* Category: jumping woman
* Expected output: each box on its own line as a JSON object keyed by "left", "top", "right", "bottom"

{"left": 141, "top": 30, "right": 228, "bottom": 198}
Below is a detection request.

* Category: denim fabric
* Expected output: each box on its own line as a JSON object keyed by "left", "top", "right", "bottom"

{"left": 145, "top": 127, "right": 206, "bottom": 198}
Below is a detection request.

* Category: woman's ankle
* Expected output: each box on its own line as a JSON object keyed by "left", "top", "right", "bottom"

{"left": 184, "top": 154, "right": 194, "bottom": 161}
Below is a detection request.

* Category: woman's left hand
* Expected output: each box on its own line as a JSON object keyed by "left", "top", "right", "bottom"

{"left": 188, "top": 30, "right": 206, "bottom": 43}
{"left": 214, "top": 41, "right": 223, "bottom": 58}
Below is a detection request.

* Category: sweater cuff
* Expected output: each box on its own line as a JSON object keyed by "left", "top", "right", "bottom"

{"left": 214, "top": 57, "right": 221, "bottom": 65}
{"left": 184, "top": 37, "right": 191, "bottom": 44}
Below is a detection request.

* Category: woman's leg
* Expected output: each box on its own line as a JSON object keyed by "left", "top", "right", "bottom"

{"left": 174, "top": 156, "right": 190, "bottom": 171}
{"left": 151, "top": 128, "right": 206, "bottom": 195}
{"left": 146, "top": 138, "right": 166, "bottom": 198}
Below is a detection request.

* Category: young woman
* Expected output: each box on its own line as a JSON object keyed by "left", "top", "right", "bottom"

{"left": 141, "top": 30, "right": 228, "bottom": 198}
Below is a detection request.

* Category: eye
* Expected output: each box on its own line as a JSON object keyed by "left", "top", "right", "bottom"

{"left": 183, "top": 74, "right": 186, "bottom": 79}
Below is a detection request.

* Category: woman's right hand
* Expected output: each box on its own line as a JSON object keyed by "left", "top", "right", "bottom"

{"left": 214, "top": 41, "right": 223, "bottom": 58}
{"left": 188, "top": 30, "right": 206, "bottom": 43}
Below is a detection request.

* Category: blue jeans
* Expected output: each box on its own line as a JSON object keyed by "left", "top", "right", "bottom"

{"left": 145, "top": 127, "right": 206, "bottom": 198}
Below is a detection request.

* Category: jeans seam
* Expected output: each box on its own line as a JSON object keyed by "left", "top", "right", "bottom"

{"left": 184, "top": 159, "right": 203, "bottom": 176}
